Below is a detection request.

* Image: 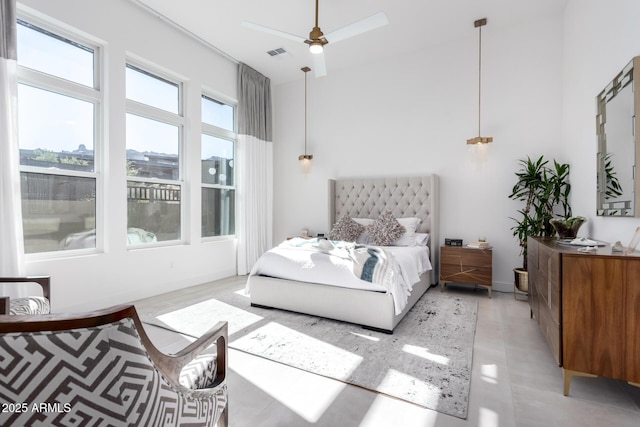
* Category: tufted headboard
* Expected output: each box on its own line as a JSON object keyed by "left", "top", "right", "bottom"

{"left": 328, "top": 175, "right": 439, "bottom": 284}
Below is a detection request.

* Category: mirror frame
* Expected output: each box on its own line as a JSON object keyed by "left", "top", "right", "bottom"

{"left": 596, "top": 56, "right": 640, "bottom": 217}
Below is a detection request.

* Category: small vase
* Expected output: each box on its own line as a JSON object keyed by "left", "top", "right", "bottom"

{"left": 550, "top": 218, "right": 586, "bottom": 239}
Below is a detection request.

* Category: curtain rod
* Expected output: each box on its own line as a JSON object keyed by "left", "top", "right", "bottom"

{"left": 128, "top": 0, "right": 240, "bottom": 65}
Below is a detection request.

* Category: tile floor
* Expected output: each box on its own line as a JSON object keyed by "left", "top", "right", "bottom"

{"left": 136, "top": 276, "right": 640, "bottom": 427}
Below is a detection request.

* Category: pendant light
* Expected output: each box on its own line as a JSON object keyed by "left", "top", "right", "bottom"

{"left": 299, "top": 66, "right": 313, "bottom": 173}
{"left": 467, "top": 18, "right": 493, "bottom": 145}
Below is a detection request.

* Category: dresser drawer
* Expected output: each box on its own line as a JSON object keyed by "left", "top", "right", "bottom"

{"left": 538, "top": 244, "right": 560, "bottom": 284}
{"left": 539, "top": 296, "right": 561, "bottom": 366}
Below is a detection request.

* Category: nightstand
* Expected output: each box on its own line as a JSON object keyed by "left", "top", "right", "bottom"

{"left": 440, "top": 245, "right": 493, "bottom": 298}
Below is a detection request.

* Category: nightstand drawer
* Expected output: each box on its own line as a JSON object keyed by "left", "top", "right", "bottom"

{"left": 440, "top": 264, "right": 492, "bottom": 286}
{"left": 441, "top": 247, "right": 491, "bottom": 268}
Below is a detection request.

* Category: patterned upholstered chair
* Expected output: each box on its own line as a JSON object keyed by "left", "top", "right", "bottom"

{"left": 0, "top": 276, "right": 51, "bottom": 315}
{"left": 0, "top": 304, "right": 228, "bottom": 426}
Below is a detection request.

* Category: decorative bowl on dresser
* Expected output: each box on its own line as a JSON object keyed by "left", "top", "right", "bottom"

{"left": 527, "top": 236, "right": 640, "bottom": 395}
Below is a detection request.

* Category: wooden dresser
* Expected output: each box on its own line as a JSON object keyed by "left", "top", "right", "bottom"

{"left": 440, "top": 245, "right": 492, "bottom": 297}
{"left": 527, "top": 237, "right": 640, "bottom": 395}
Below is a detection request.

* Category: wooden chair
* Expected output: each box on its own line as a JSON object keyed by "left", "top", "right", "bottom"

{"left": 0, "top": 276, "right": 51, "bottom": 314}
{"left": 0, "top": 304, "right": 228, "bottom": 426}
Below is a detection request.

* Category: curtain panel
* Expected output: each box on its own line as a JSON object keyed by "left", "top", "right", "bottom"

{"left": 0, "top": 0, "right": 25, "bottom": 276}
{"left": 236, "top": 63, "right": 273, "bottom": 275}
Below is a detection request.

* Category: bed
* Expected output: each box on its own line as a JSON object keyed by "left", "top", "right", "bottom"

{"left": 247, "top": 175, "right": 439, "bottom": 333}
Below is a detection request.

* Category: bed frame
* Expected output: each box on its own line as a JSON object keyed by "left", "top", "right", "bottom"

{"left": 249, "top": 175, "right": 439, "bottom": 333}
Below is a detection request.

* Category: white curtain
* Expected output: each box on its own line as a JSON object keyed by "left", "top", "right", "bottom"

{"left": 236, "top": 64, "right": 273, "bottom": 275}
{"left": 0, "top": 0, "right": 25, "bottom": 277}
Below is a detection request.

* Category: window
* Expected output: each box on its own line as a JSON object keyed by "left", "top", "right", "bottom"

{"left": 202, "top": 95, "right": 234, "bottom": 131}
{"left": 201, "top": 95, "right": 235, "bottom": 237}
{"left": 126, "top": 65, "right": 179, "bottom": 114}
{"left": 126, "top": 64, "right": 183, "bottom": 245}
{"left": 17, "top": 20, "right": 100, "bottom": 254}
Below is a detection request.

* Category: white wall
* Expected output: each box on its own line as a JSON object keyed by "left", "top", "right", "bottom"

{"left": 562, "top": 0, "right": 640, "bottom": 242}
{"left": 273, "top": 11, "right": 565, "bottom": 292}
{"left": 19, "top": 0, "right": 239, "bottom": 311}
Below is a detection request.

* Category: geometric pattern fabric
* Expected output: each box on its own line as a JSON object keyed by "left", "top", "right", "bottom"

{"left": 8, "top": 295, "right": 50, "bottom": 315}
{"left": 0, "top": 318, "right": 226, "bottom": 426}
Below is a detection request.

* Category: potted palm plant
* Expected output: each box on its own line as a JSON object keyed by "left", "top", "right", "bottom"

{"left": 508, "top": 156, "right": 573, "bottom": 293}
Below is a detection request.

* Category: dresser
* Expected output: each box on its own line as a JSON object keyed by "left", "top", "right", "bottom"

{"left": 440, "top": 245, "right": 492, "bottom": 297}
{"left": 527, "top": 237, "right": 640, "bottom": 395}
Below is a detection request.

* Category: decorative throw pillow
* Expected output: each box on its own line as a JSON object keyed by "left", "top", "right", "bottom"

{"left": 366, "top": 210, "right": 406, "bottom": 246}
{"left": 328, "top": 215, "right": 365, "bottom": 242}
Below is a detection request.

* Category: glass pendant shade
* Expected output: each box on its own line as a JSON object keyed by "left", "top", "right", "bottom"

{"left": 309, "top": 42, "right": 323, "bottom": 54}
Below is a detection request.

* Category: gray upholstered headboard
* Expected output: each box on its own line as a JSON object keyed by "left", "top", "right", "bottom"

{"left": 328, "top": 175, "right": 439, "bottom": 284}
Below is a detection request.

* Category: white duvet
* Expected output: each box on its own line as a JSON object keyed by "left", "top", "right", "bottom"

{"left": 247, "top": 238, "right": 432, "bottom": 314}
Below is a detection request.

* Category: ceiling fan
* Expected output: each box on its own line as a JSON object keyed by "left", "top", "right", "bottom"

{"left": 242, "top": 0, "right": 388, "bottom": 77}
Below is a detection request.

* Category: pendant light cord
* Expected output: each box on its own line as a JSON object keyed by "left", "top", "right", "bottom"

{"left": 304, "top": 70, "right": 308, "bottom": 155}
{"left": 478, "top": 24, "right": 482, "bottom": 137}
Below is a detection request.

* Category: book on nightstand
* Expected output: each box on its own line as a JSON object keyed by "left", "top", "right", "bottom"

{"left": 467, "top": 241, "right": 492, "bottom": 249}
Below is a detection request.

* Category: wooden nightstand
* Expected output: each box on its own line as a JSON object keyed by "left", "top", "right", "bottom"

{"left": 440, "top": 245, "right": 493, "bottom": 298}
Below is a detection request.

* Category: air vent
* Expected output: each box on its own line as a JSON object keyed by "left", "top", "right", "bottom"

{"left": 266, "top": 47, "right": 289, "bottom": 57}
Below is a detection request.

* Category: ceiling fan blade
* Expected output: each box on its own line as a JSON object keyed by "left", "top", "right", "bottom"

{"left": 312, "top": 53, "right": 327, "bottom": 78}
{"left": 324, "top": 12, "right": 388, "bottom": 44}
{"left": 241, "top": 21, "right": 306, "bottom": 43}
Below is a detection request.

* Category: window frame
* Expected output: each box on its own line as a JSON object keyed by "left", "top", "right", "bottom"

{"left": 16, "top": 15, "right": 103, "bottom": 258}
{"left": 201, "top": 92, "right": 237, "bottom": 240}
{"left": 125, "top": 60, "right": 185, "bottom": 248}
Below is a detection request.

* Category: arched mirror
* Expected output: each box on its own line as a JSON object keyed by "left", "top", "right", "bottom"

{"left": 596, "top": 56, "right": 640, "bottom": 216}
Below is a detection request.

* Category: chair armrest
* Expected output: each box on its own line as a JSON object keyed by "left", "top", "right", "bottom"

{"left": 0, "top": 276, "right": 51, "bottom": 301}
{"left": 173, "top": 321, "right": 227, "bottom": 388}
{"left": 131, "top": 315, "right": 227, "bottom": 388}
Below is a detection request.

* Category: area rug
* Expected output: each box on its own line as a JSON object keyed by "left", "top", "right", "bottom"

{"left": 140, "top": 285, "right": 478, "bottom": 419}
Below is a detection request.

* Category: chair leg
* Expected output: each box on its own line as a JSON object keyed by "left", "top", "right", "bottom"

{"left": 217, "top": 405, "right": 228, "bottom": 427}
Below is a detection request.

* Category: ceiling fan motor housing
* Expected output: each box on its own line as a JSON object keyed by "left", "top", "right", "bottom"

{"left": 307, "top": 26, "right": 328, "bottom": 45}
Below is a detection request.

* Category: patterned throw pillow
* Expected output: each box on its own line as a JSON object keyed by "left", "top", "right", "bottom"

{"left": 366, "top": 210, "right": 406, "bottom": 246}
{"left": 328, "top": 215, "right": 365, "bottom": 242}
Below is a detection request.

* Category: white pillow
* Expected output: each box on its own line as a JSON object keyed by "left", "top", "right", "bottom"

{"left": 352, "top": 218, "right": 375, "bottom": 226}
{"left": 391, "top": 217, "right": 422, "bottom": 246}
{"left": 353, "top": 218, "right": 375, "bottom": 244}
{"left": 415, "top": 232, "right": 430, "bottom": 246}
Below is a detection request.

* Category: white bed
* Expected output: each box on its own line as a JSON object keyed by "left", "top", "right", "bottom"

{"left": 247, "top": 175, "right": 439, "bottom": 333}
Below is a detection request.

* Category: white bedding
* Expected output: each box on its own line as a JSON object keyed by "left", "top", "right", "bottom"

{"left": 247, "top": 238, "right": 432, "bottom": 314}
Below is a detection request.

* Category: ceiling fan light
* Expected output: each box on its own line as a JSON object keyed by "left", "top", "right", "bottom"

{"left": 309, "top": 42, "right": 323, "bottom": 54}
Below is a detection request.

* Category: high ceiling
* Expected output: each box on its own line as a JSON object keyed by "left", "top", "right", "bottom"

{"left": 133, "top": 0, "right": 567, "bottom": 85}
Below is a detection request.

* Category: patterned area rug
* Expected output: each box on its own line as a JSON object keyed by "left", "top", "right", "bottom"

{"left": 141, "top": 285, "right": 478, "bottom": 419}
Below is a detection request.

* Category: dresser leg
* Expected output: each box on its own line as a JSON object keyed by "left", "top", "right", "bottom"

{"left": 440, "top": 281, "right": 447, "bottom": 292}
{"left": 628, "top": 381, "right": 640, "bottom": 388}
{"left": 563, "top": 368, "right": 597, "bottom": 396}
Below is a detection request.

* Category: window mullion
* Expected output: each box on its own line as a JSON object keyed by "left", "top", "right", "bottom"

{"left": 18, "top": 67, "right": 100, "bottom": 103}
{"left": 126, "top": 99, "right": 184, "bottom": 126}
